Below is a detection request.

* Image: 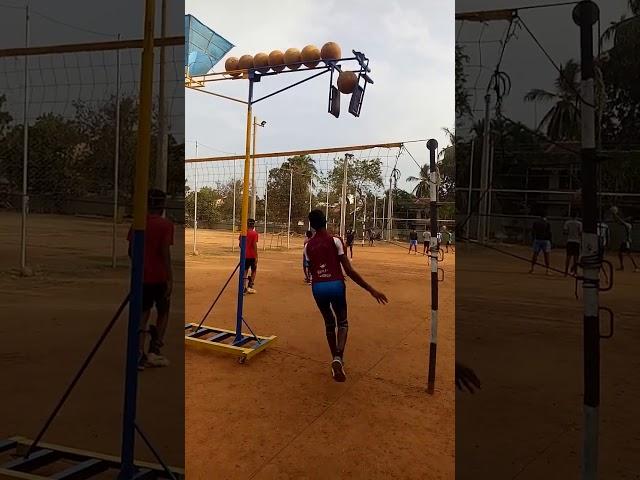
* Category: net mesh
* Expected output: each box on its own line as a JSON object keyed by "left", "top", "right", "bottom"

{"left": 0, "top": 43, "right": 184, "bottom": 273}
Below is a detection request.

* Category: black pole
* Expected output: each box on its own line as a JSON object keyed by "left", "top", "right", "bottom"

{"left": 573, "top": 2, "right": 600, "bottom": 479}
{"left": 426, "top": 139, "right": 438, "bottom": 394}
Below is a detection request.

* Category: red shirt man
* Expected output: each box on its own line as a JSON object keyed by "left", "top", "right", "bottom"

{"left": 127, "top": 189, "right": 174, "bottom": 370}
{"left": 239, "top": 219, "right": 259, "bottom": 293}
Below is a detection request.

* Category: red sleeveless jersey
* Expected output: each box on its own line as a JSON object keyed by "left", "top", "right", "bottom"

{"left": 303, "top": 231, "right": 345, "bottom": 283}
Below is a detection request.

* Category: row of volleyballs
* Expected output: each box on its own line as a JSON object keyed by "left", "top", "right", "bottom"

{"left": 224, "top": 42, "right": 359, "bottom": 94}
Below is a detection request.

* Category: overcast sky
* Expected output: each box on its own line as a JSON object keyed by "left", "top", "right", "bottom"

{"left": 456, "top": 0, "right": 631, "bottom": 136}
{"left": 185, "top": 0, "right": 455, "bottom": 191}
{"left": 0, "top": 0, "right": 184, "bottom": 138}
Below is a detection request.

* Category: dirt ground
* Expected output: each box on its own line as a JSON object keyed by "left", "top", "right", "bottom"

{"left": 0, "top": 212, "right": 185, "bottom": 470}
{"left": 185, "top": 229, "right": 455, "bottom": 480}
{"left": 456, "top": 242, "right": 640, "bottom": 479}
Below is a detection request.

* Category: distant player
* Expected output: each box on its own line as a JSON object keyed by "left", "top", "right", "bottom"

{"left": 128, "top": 189, "right": 174, "bottom": 370}
{"left": 409, "top": 228, "right": 418, "bottom": 254}
{"left": 563, "top": 212, "right": 582, "bottom": 276}
{"left": 303, "top": 230, "right": 313, "bottom": 284}
{"left": 304, "top": 210, "right": 387, "bottom": 382}
{"left": 597, "top": 220, "right": 610, "bottom": 253}
{"left": 611, "top": 207, "right": 638, "bottom": 272}
{"left": 422, "top": 228, "right": 431, "bottom": 254}
{"left": 441, "top": 226, "right": 450, "bottom": 253}
{"left": 239, "top": 218, "right": 259, "bottom": 294}
{"left": 367, "top": 227, "right": 374, "bottom": 246}
{"left": 529, "top": 214, "right": 552, "bottom": 275}
{"left": 345, "top": 229, "right": 355, "bottom": 259}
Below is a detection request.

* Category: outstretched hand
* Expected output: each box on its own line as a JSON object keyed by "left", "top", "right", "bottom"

{"left": 455, "top": 362, "right": 481, "bottom": 393}
{"left": 370, "top": 288, "right": 388, "bottom": 305}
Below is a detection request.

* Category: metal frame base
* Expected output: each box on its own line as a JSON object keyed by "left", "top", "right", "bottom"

{"left": 184, "top": 323, "right": 277, "bottom": 363}
{"left": 0, "top": 437, "right": 184, "bottom": 479}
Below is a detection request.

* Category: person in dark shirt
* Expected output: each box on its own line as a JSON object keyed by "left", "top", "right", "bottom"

{"left": 408, "top": 228, "right": 418, "bottom": 254}
{"left": 345, "top": 229, "right": 355, "bottom": 259}
{"left": 529, "top": 215, "right": 552, "bottom": 275}
{"left": 611, "top": 207, "right": 639, "bottom": 272}
{"left": 304, "top": 210, "right": 387, "bottom": 382}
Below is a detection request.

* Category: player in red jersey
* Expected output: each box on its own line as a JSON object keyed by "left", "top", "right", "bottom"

{"left": 239, "top": 218, "right": 259, "bottom": 294}
{"left": 128, "top": 189, "right": 174, "bottom": 370}
{"left": 304, "top": 210, "right": 387, "bottom": 382}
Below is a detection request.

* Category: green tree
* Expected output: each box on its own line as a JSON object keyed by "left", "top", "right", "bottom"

{"left": 266, "top": 155, "right": 316, "bottom": 224}
{"left": 524, "top": 59, "right": 581, "bottom": 140}
{"left": 456, "top": 45, "right": 471, "bottom": 118}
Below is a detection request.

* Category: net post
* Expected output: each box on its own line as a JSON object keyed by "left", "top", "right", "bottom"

{"left": 573, "top": 2, "right": 600, "bottom": 479}
{"left": 426, "top": 139, "right": 439, "bottom": 395}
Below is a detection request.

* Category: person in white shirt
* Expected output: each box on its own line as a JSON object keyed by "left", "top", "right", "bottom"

{"left": 422, "top": 229, "right": 431, "bottom": 254}
{"left": 597, "top": 221, "right": 609, "bottom": 253}
{"left": 563, "top": 213, "right": 582, "bottom": 276}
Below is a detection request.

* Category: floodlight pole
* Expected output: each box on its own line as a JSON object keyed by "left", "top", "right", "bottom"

{"left": 112, "top": 33, "right": 121, "bottom": 268}
{"left": 155, "top": 0, "right": 168, "bottom": 193}
{"left": 119, "top": 0, "right": 155, "bottom": 476}
{"left": 466, "top": 138, "right": 475, "bottom": 241}
{"left": 573, "top": 2, "right": 601, "bottom": 479}
{"left": 20, "top": 3, "right": 29, "bottom": 274}
{"left": 263, "top": 163, "right": 268, "bottom": 251}
{"left": 193, "top": 142, "right": 198, "bottom": 255}
{"left": 251, "top": 116, "right": 266, "bottom": 219}
{"left": 325, "top": 175, "right": 330, "bottom": 224}
{"left": 287, "top": 168, "right": 293, "bottom": 249}
{"left": 426, "top": 139, "right": 439, "bottom": 395}
{"left": 478, "top": 93, "right": 491, "bottom": 243}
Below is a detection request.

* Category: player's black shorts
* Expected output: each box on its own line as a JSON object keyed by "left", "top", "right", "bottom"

{"left": 566, "top": 241, "right": 580, "bottom": 256}
{"left": 142, "top": 282, "right": 170, "bottom": 314}
{"left": 620, "top": 241, "right": 631, "bottom": 253}
{"left": 245, "top": 258, "right": 257, "bottom": 271}
{"left": 423, "top": 241, "right": 429, "bottom": 247}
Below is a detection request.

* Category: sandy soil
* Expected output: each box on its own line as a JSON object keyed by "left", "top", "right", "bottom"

{"left": 456, "top": 242, "right": 640, "bottom": 479}
{"left": 0, "top": 212, "right": 185, "bottom": 469}
{"left": 185, "top": 229, "right": 455, "bottom": 480}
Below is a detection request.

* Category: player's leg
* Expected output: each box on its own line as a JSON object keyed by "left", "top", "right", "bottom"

{"left": 529, "top": 243, "right": 539, "bottom": 273}
{"left": 147, "top": 284, "right": 171, "bottom": 367}
{"left": 618, "top": 244, "right": 625, "bottom": 270}
{"left": 330, "top": 283, "right": 348, "bottom": 382}
{"left": 249, "top": 261, "right": 257, "bottom": 289}
{"left": 543, "top": 242, "right": 551, "bottom": 274}
{"left": 138, "top": 285, "right": 154, "bottom": 370}
{"left": 312, "top": 285, "right": 338, "bottom": 358}
{"left": 564, "top": 245, "right": 571, "bottom": 276}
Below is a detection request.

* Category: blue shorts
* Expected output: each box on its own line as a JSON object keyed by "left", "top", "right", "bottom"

{"left": 410, "top": 240, "right": 418, "bottom": 246}
{"left": 312, "top": 280, "right": 347, "bottom": 330}
{"left": 303, "top": 255, "right": 310, "bottom": 268}
{"left": 533, "top": 240, "right": 551, "bottom": 254}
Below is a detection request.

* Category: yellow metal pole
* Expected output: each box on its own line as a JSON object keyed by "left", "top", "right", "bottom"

{"left": 120, "top": 0, "right": 155, "bottom": 476}
{"left": 234, "top": 79, "right": 253, "bottom": 341}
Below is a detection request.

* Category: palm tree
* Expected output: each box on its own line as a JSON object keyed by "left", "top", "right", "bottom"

{"left": 524, "top": 59, "right": 581, "bottom": 141}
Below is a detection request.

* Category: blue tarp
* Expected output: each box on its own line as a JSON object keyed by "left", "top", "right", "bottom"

{"left": 185, "top": 14, "right": 234, "bottom": 76}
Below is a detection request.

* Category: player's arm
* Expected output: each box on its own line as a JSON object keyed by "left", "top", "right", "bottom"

{"left": 338, "top": 254, "right": 387, "bottom": 304}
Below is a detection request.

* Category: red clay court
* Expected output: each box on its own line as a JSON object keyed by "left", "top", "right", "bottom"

{"left": 185, "top": 229, "right": 455, "bottom": 480}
